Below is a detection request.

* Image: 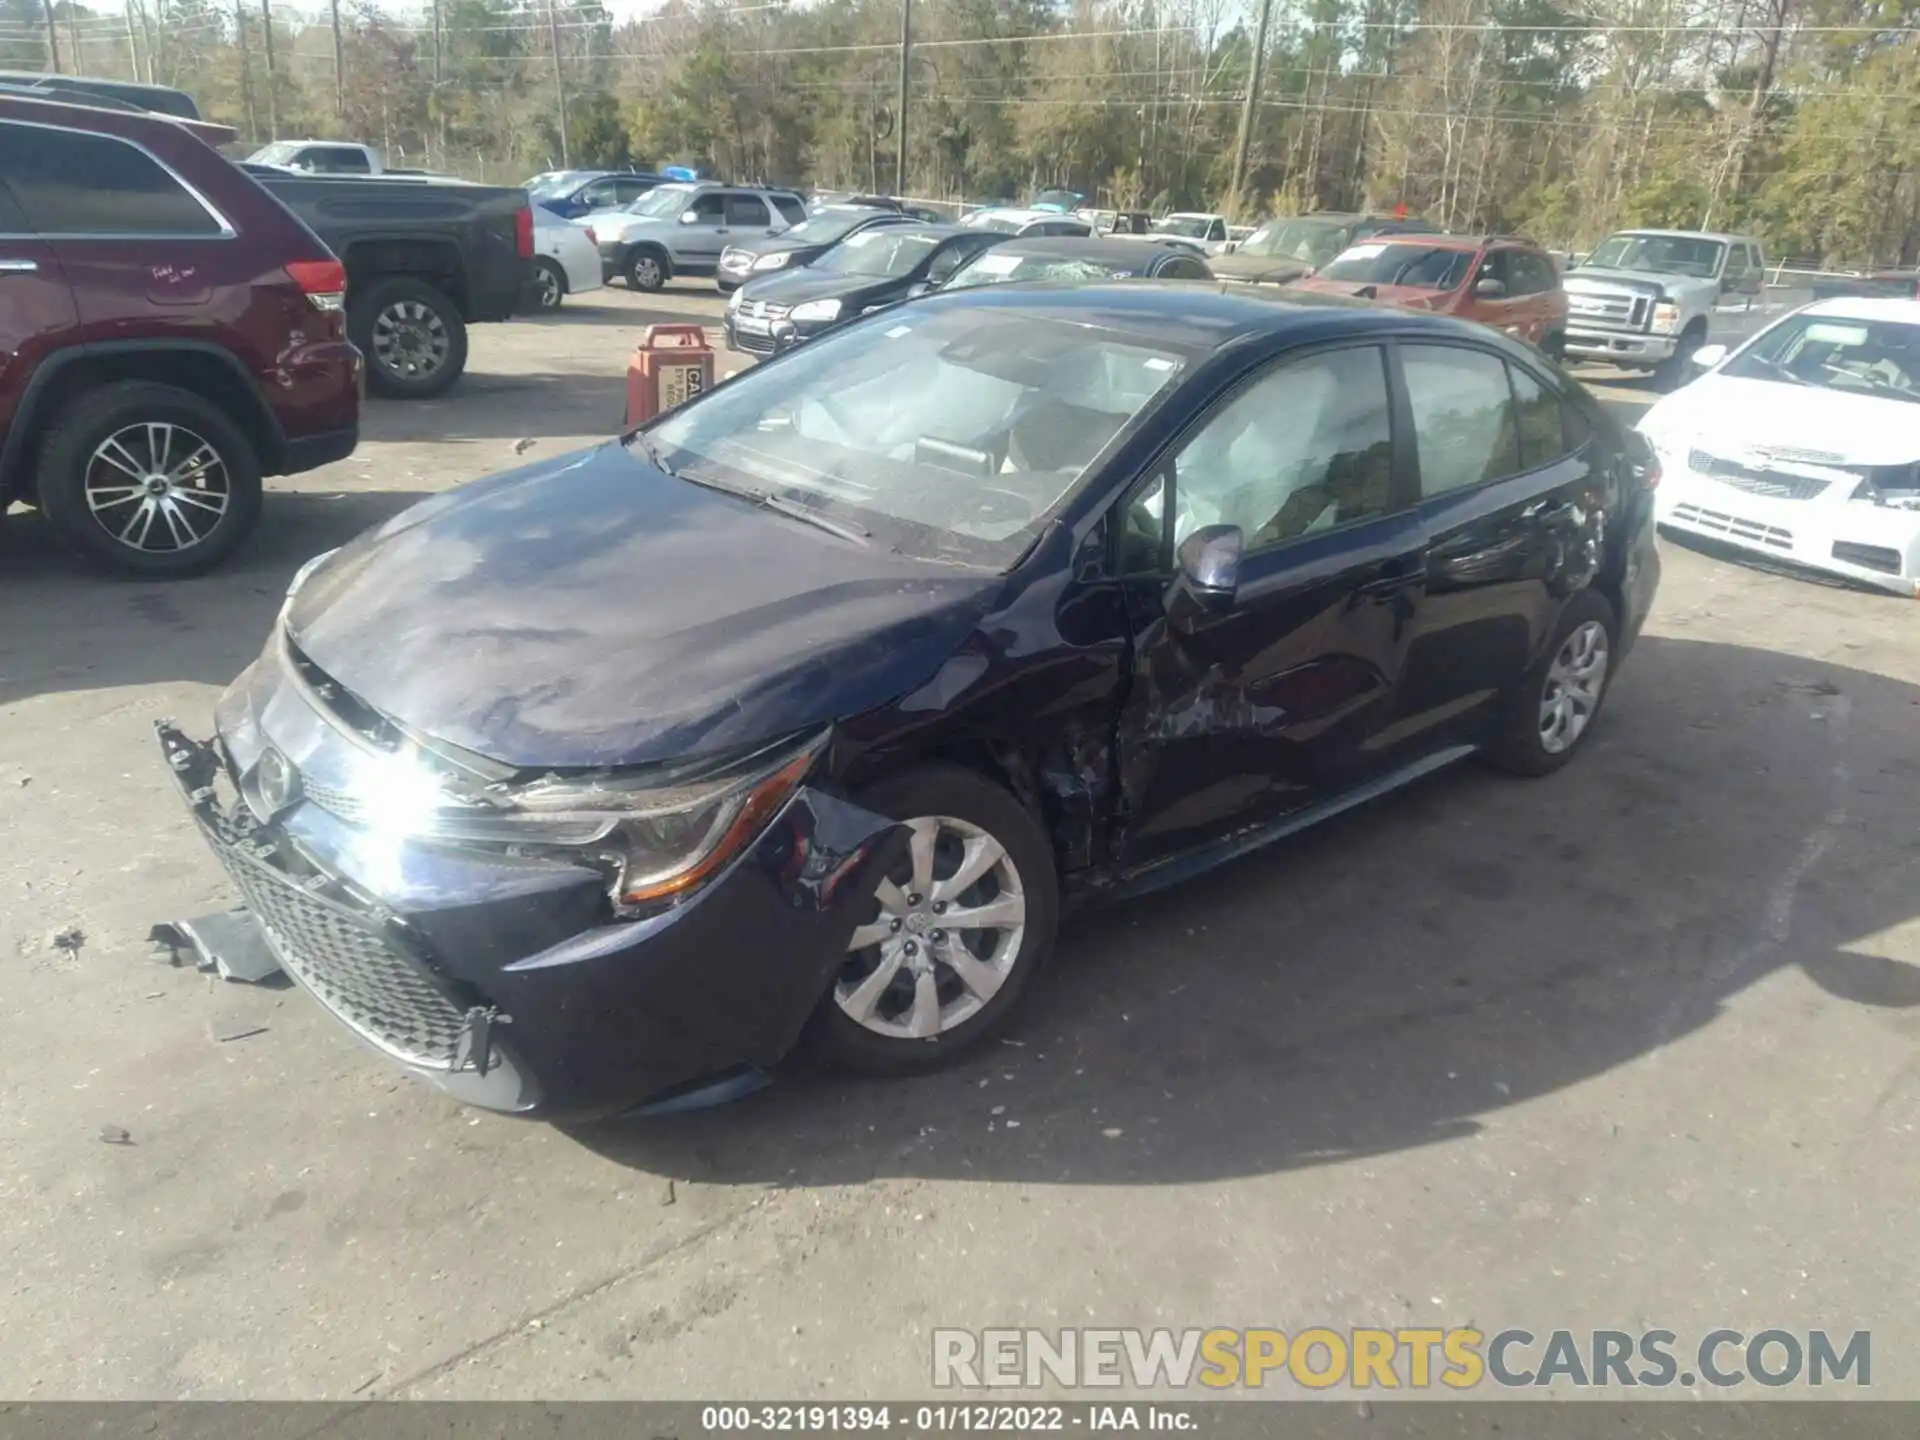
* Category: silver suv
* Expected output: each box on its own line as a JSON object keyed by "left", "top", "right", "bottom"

{"left": 587, "top": 182, "right": 807, "bottom": 291}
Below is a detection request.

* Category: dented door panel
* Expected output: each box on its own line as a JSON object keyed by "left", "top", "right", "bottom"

{"left": 1114, "top": 509, "right": 1428, "bottom": 866}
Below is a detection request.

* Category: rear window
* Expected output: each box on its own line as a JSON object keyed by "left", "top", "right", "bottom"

{"left": 0, "top": 123, "right": 222, "bottom": 235}
{"left": 1319, "top": 242, "right": 1474, "bottom": 290}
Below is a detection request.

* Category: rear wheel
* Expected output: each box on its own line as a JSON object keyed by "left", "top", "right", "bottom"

{"left": 626, "top": 247, "right": 667, "bottom": 292}
{"left": 1483, "top": 590, "right": 1618, "bottom": 777}
{"left": 812, "top": 764, "right": 1059, "bottom": 1076}
{"left": 531, "top": 258, "right": 566, "bottom": 311}
{"left": 35, "top": 381, "right": 263, "bottom": 577}
{"left": 350, "top": 277, "right": 469, "bottom": 399}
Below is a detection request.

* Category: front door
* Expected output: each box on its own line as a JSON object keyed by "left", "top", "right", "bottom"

{"left": 1110, "top": 342, "right": 1427, "bottom": 868}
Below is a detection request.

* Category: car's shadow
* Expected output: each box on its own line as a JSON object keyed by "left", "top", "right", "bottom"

{"left": 569, "top": 634, "right": 1920, "bottom": 1187}
{"left": 0, "top": 489, "right": 431, "bottom": 707}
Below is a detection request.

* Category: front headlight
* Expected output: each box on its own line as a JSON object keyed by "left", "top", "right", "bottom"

{"left": 790, "top": 298, "right": 843, "bottom": 323}
{"left": 752, "top": 251, "right": 792, "bottom": 272}
{"left": 727, "top": 285, "right": 744, "bottom": 311}
{"left": 1650, "top": 301, "right": 1681, "bottom": 334}
{"left": 418, "top": 728, "right": 827, "bottom": 910}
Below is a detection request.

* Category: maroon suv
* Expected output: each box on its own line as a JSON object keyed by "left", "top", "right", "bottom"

{"left": 0, "top": 93, "right": 361, "bottom": 576}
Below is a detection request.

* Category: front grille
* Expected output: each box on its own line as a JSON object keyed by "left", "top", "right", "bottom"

{"left": 732, "top": 326, "right": 778, "bottom": 355}
{"left": 1670, "top": 502, "right": 1794, "bottom": 550}
{"left": 1568, "top": 290, "right": 1651, "bottom": 332}
{"left": 737, "top": 298, "right": 790, "bottom": 322}
{"left": 211, "top": 832, "right": 469, "bottom": 1070}
{"left": 1688, "top": 450, "right": 1830, "bottom": 501}
{"left": 1832, "top": 541, "right": 1903, "bottom": 575}
{"left": 296, "top": 771, "right": 369, "bottom": 825}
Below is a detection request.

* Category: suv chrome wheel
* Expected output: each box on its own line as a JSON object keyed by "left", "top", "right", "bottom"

{"left": 371, "top": 298, "right": 451, "bottom": 380}
{"left": 836, "top": 815, "right": 1027, "bottom": 1040}
{"left": 1539, "top": 620, "right": 1609, "bottom": 754}
{"left": 84, "top": 422, "right": 230, "bottom": 553}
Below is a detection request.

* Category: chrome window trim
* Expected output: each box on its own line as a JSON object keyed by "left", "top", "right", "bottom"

{"left": 0, "top": 117, "right": 237, "bottom": 238}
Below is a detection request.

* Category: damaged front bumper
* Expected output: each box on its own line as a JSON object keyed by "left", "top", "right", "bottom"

{"left": 156, "top": 695, "right": 904, "bottom": 1120}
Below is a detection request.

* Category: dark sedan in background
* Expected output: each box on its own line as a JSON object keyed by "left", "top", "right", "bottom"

{"left": 715, "top": 204, "right": 916, "bottom": 292}
{"left": 944, "top": 235, "right": 1216, "bottom": 290}
{"left": 158, "top": 286, "right": 1660, "bottom": 1121}
{"left": 723, "top": 223, "right": 1006, "bottom": 355}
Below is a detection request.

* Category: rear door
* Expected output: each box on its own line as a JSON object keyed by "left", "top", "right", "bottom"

{"left": 0, "top": 128, "right": 77, "bottom": 454}
{"left": 1111, "top": 342, "right": 1427, "bottom": 867}
{"left": 1377, "top": 340, "right": 1605, "bottom": 761}
{"left": 1508, "top": 250, "right": 1566, "bottom": 344}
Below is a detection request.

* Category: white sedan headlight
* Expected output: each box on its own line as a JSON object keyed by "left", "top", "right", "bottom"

{"left": 791, "top": 298, "right": 843, "bottom": 323}
{"left": 752, "top": 251, "right": 792, "bottom": 272}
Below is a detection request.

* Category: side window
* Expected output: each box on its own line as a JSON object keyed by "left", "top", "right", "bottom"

{"left": 1474, "top": 249, "right": 1513, "bottom": 296}
{"left": 579, "top": 178, "right": 618, "bottom": 207}
{"left": 1159, "top": 256, "right": 1210, "bottom": 280}
{"left": 1519, "top": 253, "right": 1559, "bottom": 295}
{"left": 689, "top": 192, "right": 728, "bottom": 222}
{"left": 0, "top": 124, "right": 221, "bottom": 236}
{"left": 1723, "top": 244, "right": 1749, "bottom": 280}
{"left": 1169, "top": 345, "right": 1395, "bottom": 550}
{"left": 613, "top": 177, "right": 654, "bottom": 203}
{"left": 1402, "top": 344, "right": 1519, "bottom": 495}
{"left": 1207, "top": 219, "right": 1225, "bottom": 242}
{"left": 1509, "top": 363, "right": 1571, "bottom": 471}
{"left": 725, "top": 194, "right": 770, "bottom": 227}
{"left": 771, "top": 194, "right": 807, "bottom": 225}
{"left": 925, "top": 240, "right": 977, "bottom": 285}
{"left": 324, "top": 147, "right": 370, "bottom": 173}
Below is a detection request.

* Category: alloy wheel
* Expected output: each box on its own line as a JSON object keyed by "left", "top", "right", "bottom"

{"left": 371, "top": 299, "right": 451, "bottom": 380}
{"left": 1539, "top": 619, "right": 1609, "bottom": 754}
{"left": 630, "top": 254, "right": 663, "bottom": 289}
{"left": 83, "top": 422, "right": 231, "bottom": 554}
{"left": 534, "top": 263, "right": 563, "bottom": 309}
{"left": 837, "top": 815, "right": 1027, "bottom": 1040}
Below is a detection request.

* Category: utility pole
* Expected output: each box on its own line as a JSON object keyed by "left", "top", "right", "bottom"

{"left": 894, "top": 0, "right": 910, "bottom": 196}
{"left": 547, "top": 0, "right": 570, "bottom": 166}
{"left": 260, "top": 0, "right": 278, "bottom": 137}
{"left": 233, "top": 0, "right": 257, "bottom": 142}
{"left": 42, "top": 0, "right": 61, "bottom": 73}
{"left": 64, "top": 1, "right": 82, "bottom": 73}
{"left": 329, "top": 0, "right": 344, "bottom": 119}
{"left": 431, "top": 0, "right": 442, "bottom": 86}
{"left": 1228, "top": 0, "right": 1275, "bottom": 217}
{"left": 123, "top": 0, "right": 140, "bottom": 79}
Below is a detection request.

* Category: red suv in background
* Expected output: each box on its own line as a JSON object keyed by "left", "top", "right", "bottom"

{"left": 0, "top": 92, "right": 361, "bottom": 576}
{"left": 1290, "top": 234, "right": 1571, "bottom": 359}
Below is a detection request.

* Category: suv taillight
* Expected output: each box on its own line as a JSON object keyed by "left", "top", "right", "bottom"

{"left": 285, "top": 258, "right": 347, "bottom": 312}
{"left": 515, "top": 206, "right": 535, "bottom": 260}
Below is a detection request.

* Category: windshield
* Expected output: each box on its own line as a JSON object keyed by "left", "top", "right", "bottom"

{"left": 1155, "top": 216, "right": 1211, "bottom": 239}
{"left": 625, "top": 185, "right": 695, "bottom": 218}
{"left": 1237, "top": 218, "right": 1351, "bottom": 265}
{"left": 817, "top": 229, "right": 940, "bottom": 277}
{"left": 249, "top": 142, "right": 301, "bottom": 164}
{"left": 642, "top": 307, "right": 1188, "bottom": 568}
{"left": 946, "top": 252, "right": 1132, "bottom": 291}
{"left": 967, "top": 214, "right": 1024, "bottom": 234}
{"left": 1318, "top": 242, "right": 1474, "bottom": 290}
{"left": 1586, "top": 233, "right": 1726, "bottom": 278}
{"left": 526, "top": 172, "right": 586, "bottom": 197}
{"left": 1722, "top": 314, "right": 1920, "bottom": 404}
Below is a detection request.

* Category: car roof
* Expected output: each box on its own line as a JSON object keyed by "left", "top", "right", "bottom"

{"left": 1607, "top": 228, "right": 1751, "bottom": 243}
{"left": 916, "top": 279, "right": 1501, "bottom": 351}
{"left": 1801, "top": 296, "right": 1920, "bottom": 323}
{"left": 865, "top": 222, "right": 968, "bottom": 241}
{"left": 967, "top": 207, "right": 1065, "bottom": 225}
{"left": 980, "top": 236, "right": 1208, "bottom": 265}
{"left": 0, "top": 88, "right": 235, "bottom": 144}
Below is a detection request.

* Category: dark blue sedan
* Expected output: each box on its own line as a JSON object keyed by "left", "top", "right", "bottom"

{"left": 158, "top": 285, "right": 1660, "bottom": 1119}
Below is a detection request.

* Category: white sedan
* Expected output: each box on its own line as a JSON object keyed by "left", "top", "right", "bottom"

{"left": 1636, "top": 296, "right": 1920, "bottom": 596}
{"left": 530, "top": 205, "right": 604, "bottom": 310}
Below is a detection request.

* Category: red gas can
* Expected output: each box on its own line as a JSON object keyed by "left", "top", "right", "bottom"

{"left": 624, "top": 323, "right": 717, "bottom": 428}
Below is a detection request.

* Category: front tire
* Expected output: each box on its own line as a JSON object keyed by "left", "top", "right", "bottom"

{"left": 626, "top": 247, "right": 667, "bottom": 292}
{"left": 812, "top": 764, "right": 1060, "bottom": 1076}
{"left": 1654, "top": 327, "right": 1703, "bottom": 392}
{"left": 349, "top": 277, "right": 469, "bottom": 399}
{"left": 1483, "top": 590, "right": 1618, "bottom": 777}
{"left": 35, "top": 381, "right": 263, "bottom": 578}
{"left": 531, "top": 258, "right": 566, "bottom": 311}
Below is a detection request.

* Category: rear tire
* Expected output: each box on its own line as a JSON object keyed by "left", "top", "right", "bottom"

{"left": 531, "top": 258, "right": 566, "bottom": 311}
{"left": 1483, "top": 590, "right": 1618, "bottom": 777}
{"left": 350, "top": 277, "right": 469, "bottom": 399}
{"left": 810, "top": 764, "right": 1059, "bottom": 1077}
{"left": 626, "top": 247, "right": 668, "bottom": 292}
{"left": 35, "top": 381, "right": 263, "bottom": 578}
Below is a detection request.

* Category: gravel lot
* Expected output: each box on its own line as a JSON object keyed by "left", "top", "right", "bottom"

{"left": 2, "top": 285, "right": 1915, "bottom": 1400}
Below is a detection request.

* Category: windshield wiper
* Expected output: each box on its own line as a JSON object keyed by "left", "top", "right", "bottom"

{"left": 630, "top": 430, "right": 677, "bottom": 477}
{"left": 760, "top": 491, "right": 870, "bottom": 544}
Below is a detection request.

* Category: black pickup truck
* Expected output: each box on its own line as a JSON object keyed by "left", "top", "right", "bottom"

{"left": 246, "top": 168, "right": 533, "bottom": 399}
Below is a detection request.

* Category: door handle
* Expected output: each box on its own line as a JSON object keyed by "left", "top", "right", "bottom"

{"left": 1356, "top": 559, "right": 1426, "bottom": 597}
{"left": 0, "top": 258, "right": 39, "bottom": 273}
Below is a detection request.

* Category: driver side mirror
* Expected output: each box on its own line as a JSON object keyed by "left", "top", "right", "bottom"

{"left": 1690, "top": 343, "right": 1728, "bottom": 369}
{"left": 680, "top": 211, "right": 700, "bottom": 225}
{"left": 1473, "top": 277, "right": 1508, "bottom": 298}
{"left": 1165, "top": 524, "right": 1243, "bottom": 632}
{"left": 905, "top": 281, "right": 932, "bottom": 299}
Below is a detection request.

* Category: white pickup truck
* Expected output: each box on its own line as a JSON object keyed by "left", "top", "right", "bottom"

{"left": 1562, "top": 229, "right": 1769, "bottom": 388}
{"left": 246, "top": 139, "right": 424, "bottom": 176}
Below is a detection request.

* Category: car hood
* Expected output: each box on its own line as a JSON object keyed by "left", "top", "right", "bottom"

{"left": 729, "top": 233, "right": 818, "bottom": 261}
{"left": 1640, "top": 374, "right": 1920, "bottom": 466}
{"left": 743, "top": 267, "right": 899, "bottom": 307}
{"left": 286, "top": 446, "right": 1001, "bottom": 770}
{"left": 1210, "top": 252, "right": 1315, "bottom": 284}
{"left": 1565, "top": 267, "right": 1710, "bottom": 299}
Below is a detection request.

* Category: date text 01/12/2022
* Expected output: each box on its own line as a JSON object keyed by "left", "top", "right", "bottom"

{"left": 698, "top": 1405, "right": 1198, "bottom": 1432}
